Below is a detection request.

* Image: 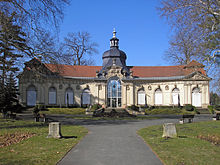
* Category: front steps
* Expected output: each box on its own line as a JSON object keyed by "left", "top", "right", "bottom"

{"left": 93, "top": 108, "right": 135, "bottom": 117}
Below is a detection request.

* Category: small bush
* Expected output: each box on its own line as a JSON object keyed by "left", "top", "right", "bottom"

{"left": 91, "top": 104, "right": 102, "bottom": 111}
{"left": 184, "top": 104, "right": 195, "bottom": 111}
{"left": 214, "top": 105, "right": 220, "bottom": 111}
{"left": 128, "top": 105, "right": 139, "bottom": 111}
{"left": 208, "top": 105, "right": 215, "bottom": 114}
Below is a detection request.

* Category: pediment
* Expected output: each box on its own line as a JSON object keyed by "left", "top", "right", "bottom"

{"left": 104, "top": 65, "right": 124, "bottom": 79}
{"left": 18, "top": 69, "right": 46, "bottom": 80}
{"left": 24, "top": 58, "right": 57, "bottom": 76}
{"left": 185, "top": 72, "right": 211, "bottom": 81}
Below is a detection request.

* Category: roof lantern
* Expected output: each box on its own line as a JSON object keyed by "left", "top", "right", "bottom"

{"left": 110, "top": 28, "right": 119, "bottom": 48}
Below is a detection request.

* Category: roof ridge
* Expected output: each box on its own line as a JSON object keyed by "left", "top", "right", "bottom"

{"left": 129, "top": 65, "right": 184, "bottom": 68}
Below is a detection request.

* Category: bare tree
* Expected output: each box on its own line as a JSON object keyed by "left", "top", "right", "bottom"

{"left": 0, "top": 0, "right": 69, "bottom": 34}
{"left": 62, "top": 31, "right": 98, "bottom": 65}
{"left": 164, "top": 27, "right": 205, "bottom": 65}
{"left": 27, "top": 31, "right": 61, "bottom": 63}
{"left": 158, "top": 0, "right": 220, "bottom": 92}
{"left": 158, "top": 0, "right": 220, "bottom": 62}
{"left": 0, "top": 0, "right": 69, "bottom": 64}
{"left": 158, "top": 0, "right": 219, "bottom": 32}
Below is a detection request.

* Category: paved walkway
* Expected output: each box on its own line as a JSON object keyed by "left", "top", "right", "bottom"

{"left": 56, "top": 115, "right": 212, "bottom": 165}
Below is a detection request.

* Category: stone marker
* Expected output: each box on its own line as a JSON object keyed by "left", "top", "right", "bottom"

{"left": 47, "top": 122, "right": 62, "bottom": 138}
{"left": 162, "top": 123, "right": 177, "bottom": 138}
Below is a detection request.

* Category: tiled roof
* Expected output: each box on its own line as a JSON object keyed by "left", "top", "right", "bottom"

{"left": 45, "top": 64, "right": 102, "bottom": 77}
{"left": 129, "top": 65, "right": 185, "bottom": 77}
{"left": 44, "top": 62, "right": 206, "bottom": 78}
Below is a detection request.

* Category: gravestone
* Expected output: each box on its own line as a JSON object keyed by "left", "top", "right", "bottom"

{"left": 47, "top": 122, "right": 62, "bottom": 138}
{"left": 162, "top": 123, "right": 177, "bottom": 138}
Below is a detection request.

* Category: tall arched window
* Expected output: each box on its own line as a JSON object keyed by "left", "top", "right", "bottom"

{"left": 155, "top": 88, "right": 162, "bottom": 105}
{"left": 138, "top": 89, "right": 146, "bottom": 105}
{"left": 82, "top": 89, "right": 91, "bottom": 105}
{"left": 65, "top": 88, "right": 74, "bottom": 106}
{"left": 107, "top": 78, "right": 121, "bottom": 107}
{"left": 49, "top": 87, "right": 56, "bottom": 105}
{"left": 172, "top": 88, "right": 180, "bottom": 105}
{"left": 192, "top": 87, "right": 201, "bottom": 107}
{"left": 27, "top": 85, "right": 37, "bottom": 106}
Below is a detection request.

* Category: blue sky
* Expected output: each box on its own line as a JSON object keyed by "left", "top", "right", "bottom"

{"left": 59, "top": 0, "right": 171, "bottom": 66}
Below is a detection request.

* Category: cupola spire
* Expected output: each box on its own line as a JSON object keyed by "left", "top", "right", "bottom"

{"left": 110, "top": 28, "right": 119, "bottom": 48}
{"left": 113, "top": 28, "right": 116, "bottom": 38}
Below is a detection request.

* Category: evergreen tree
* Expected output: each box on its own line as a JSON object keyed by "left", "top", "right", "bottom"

{"left": 0, "top": 12, "right": 29, "bottom": 115}
{"left": 5, "top": 73, "right": 20, "bottom": 114}
{"left": 0, "top": 12, "right": 29, "bottom": 84}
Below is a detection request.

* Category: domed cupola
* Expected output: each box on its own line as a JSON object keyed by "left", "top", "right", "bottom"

{"left": 101, "top": 29, "right": 128, "bottom": 73}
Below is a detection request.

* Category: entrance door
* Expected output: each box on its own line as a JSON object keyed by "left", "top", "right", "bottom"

{"left": 192, "top": 88, "right": 201, "bottom": 107}
{"left": 27, "top": 86, "right": 36, "bottom": 106}
{"left": 155, "top": 88, "right": 162, "bottom": 105}
{"left": 172, "top": 88, "right": 180, "bottom": 105}
{"left": 82, "top": 89, "right": 91, "bottom": 105}
{"left": 107, "top": 79, "right": 121, "bottom": 107}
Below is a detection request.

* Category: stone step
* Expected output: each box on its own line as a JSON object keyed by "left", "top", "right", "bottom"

{"left": 105, "top": 108, "right": 126, "bottom": 113}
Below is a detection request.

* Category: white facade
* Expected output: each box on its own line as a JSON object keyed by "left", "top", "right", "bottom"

{"left": 18, "top": 31, "right": 211, "bottom": 108}
{"left": 19, "top": 69, "right": 210, "bottom": 108}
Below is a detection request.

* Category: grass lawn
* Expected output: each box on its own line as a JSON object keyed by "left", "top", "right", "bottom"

{"left": 40, "top": 108, "right": 86, "bottom": 115}
{"left": 0, "top": 118, "right": 88, "bottom": 165}
{"left": 138, "top": 121, "right": 220, "bottom": 165}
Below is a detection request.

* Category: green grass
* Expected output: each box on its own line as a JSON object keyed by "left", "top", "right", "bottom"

{"left": 40, "top": 108, "right": 86, "bottom": 115}
{"left": 145, "top": 108, "right": 195, "bottom": 115}
{"left": 138, "top": 121, "right": 220, "bottom": 165}
{"left": 0, "top": 118, "right": 88, "bottom": 165}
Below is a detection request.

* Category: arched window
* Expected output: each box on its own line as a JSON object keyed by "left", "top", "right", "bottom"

{"left": 138, "top": 89, "right": 146, "bottom": 105}
{"left": 172, "top": 88, "right": 180, "bottom": 105}
{"left": 49, "top": 87, "right": 56, "bottom": 105}
{"left": 155, "top": 88, "right": 162, "bottom": 105}
{"left": 65, "top": 88, "right": 74, "bottom": 106}
{"left": 27, "top": 85, "right": 37, "bottom": 106}
{"left": 192, "top": 87, "right": 201, "bottom": 107}
{"left": 82, "top": 89, "right": 91, "bottom": 105}
{"left": 107, "top": 78, "right": 121, "bottom": 107}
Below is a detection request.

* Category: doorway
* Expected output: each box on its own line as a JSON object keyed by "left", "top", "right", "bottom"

{"left": 107, "top": 78, "right": 121, "bottom": 107}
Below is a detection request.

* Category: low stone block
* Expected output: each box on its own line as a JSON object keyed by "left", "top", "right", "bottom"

{"left": 47, "top": 122, "right": 62, "bottom": 138}
{"left": 179, "top": 119, "right": 184, "bottom": 124}
{"left": 162, "top": 123, "right": 177, "bottom": 138}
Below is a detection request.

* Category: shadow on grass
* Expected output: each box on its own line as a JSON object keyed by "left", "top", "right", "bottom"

{"left": 178, "top": 136, "right": 187, "bottom": 138}
{"left": 61, "top": 136, "right": 78, "bottom": 139}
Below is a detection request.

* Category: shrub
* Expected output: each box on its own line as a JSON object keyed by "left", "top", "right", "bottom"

{"left": 147, "top": 106, "right": 155, "bottom": 111}
{"left": 208, "top": 105, "right": 215, "bottom": 114}
{"left": 91, "top": 104, "right": 101, "bottom": 111}
{"left": 128, "top": 105, "right": 139, "bottom": 111}
{"left": 184, "top": 104, "right": 195, "bottom": 111}
{"left": 214, "top": 105, "right": 220, "bottom": 111}
{"left": 33, "top": 104, "right": 42, "bottom": 116}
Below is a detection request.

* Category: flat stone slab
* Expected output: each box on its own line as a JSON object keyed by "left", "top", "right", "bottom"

{"left": 47, "top": 122, "right": 62, "bottom": 138}
{"left": 162, "top": 123, "right": 177, "bottom": 138}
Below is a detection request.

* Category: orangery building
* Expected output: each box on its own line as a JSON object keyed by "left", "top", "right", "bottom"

{"left": 18, "top": 30, "right": 211, "bottom": 108}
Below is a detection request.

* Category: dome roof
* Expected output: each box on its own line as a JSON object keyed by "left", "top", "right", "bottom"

{"left": 102, "top": 47, "right": 127, "bottom": 60}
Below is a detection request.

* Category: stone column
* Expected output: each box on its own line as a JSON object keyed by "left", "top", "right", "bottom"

{"left": 132, "top": 84, "right": 135, "bottom": 105}
{"left": 128, "top": 84, "right": 134, "bottom": 105}
{"left": 188, "top": 84, "right": 192, "bottom": 104}
{"left": 184, "top": 84, "right": 188, "bottom": 105}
